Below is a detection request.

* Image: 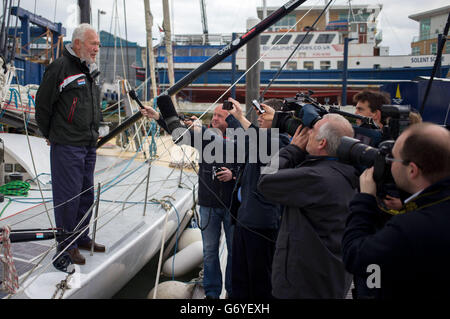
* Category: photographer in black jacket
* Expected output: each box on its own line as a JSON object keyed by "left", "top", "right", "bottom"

{"left": 258, "top": 113, "right": 358, "bottom": 298}
{"left": 342, "top": 122, "right": 450, "bottom": 299}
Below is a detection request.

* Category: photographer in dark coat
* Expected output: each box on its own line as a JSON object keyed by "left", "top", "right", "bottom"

{"left": 258, "top": 113, "right": 358, "bottom": 298}
{"left": 226, "top": 98, "right": 290, "bottom": 299}
{"left": 140, "top": 104, "right": 241, "bottom": 299}
{"left": 342, "top": 122, "right": 450, "bottom": 299}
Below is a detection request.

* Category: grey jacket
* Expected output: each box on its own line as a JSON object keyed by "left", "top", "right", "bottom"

{"left": 258, "top": 144, "right": 359, "bottom": 298}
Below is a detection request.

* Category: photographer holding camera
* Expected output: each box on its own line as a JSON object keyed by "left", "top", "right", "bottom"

{"left": 140, "top": 103, "right": 240, "bottom": 299}
{"left": 258, "top": 113, "right": 359, "bottom": 298}
{"left": 342, "top": 122, "right": 450, "bottom": 299}
{"left": 226, "top": 97, "right": 290, "bottom": 299}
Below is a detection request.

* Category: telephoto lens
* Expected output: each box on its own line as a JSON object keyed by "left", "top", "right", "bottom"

{"left": 337, "top": 136, "right": 379, "bottom": 167}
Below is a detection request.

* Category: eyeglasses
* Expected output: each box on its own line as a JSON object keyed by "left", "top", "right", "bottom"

{"left": 385, "top": 155, "right": 409, "bottom": 165}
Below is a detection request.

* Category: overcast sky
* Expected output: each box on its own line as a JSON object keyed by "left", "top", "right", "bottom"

{"left": 11, "top": 0, "right": 450, "bottom": 55}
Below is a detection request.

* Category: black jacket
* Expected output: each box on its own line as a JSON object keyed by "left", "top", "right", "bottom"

{"left": 342, "top": 177, "right": 450, "bottom": 299}
{"left": 187, "top": 116, "right": 242, "bottom": 208}
{"left": 258, "top": 144, "right": 359, "bottom": 298}
{"left": 230, "top": 124, "right": 290, "bottom": 229}
{"left": 35, "top": 45, "right": 101, "bottom": 147}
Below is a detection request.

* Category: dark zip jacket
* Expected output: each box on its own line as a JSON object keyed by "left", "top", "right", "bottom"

{"left": 187, "top": 116, "right": 243, "bottom": 208}
{"left": 230, "top": 124, "right": 291, "bottom": 230}
{"left": 342, "top": 177, "right": 450, "bottom": 299}
{"left": 35, "top": 45, "right": 101, "bottom": 147}
{"left": 258, "top": 144, "right": 359, "bottom": 298}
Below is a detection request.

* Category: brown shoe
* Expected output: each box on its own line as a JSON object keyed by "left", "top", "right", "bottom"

{"left": 78, "top": 240, "right": 106, "bottom": 253}
{"left": 67, "top": 248, "right": 86, "bottom": 265}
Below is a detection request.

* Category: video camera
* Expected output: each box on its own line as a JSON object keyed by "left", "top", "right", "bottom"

{"left": 272, "top": 90, "right": 380, "bottom": 137}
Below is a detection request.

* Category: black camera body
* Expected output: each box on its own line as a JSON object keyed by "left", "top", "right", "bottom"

{"left": 272, "top": 91, "right": 328, "bottom": 136}
{"left": 212, "top": 166, "right": 224, "bottom": 180}
{"left": 222, "top": 100, "right": 233, "bottom": 110}
{"left": 380, "top": 105, "right": 411, "bottom": 141}
{"left": 337, "top": 104, "right": 411, "bottom": 199}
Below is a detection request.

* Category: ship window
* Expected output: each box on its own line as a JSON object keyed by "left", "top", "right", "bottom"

{"left": 270, "top": 61, "right": 281, "bottom": 69}
{"left": 446, "top": 42, "right": 450, "bottom": 54}
{"left": 412, "top": 46, "right": 421, "bottom": 56}
{"left": 420, "top": 18, "right": 430, "bottom": 39}
{"left": 320, "top": 61, "right": 331, "bottom": 70}
{"left": 287, "top": 61, "right": 297, "bottom": 70}
{"left": 4, "top": 163, "right": 13, "bottom": 173}
{"left": 303, "top": 61, "right": 314, "bottom": 70}
{"left": 174, "top": 47, "right": 189, "bottom": 56}
{"left": 337, "top": 60, "right": 344, "bottom": 70}
{"left": 260, "top": 35, "right": 271, "bottom": 45}
{"left": 430, "top": 43, "right": 437, "bottom": 55}
{"left": 272, "top": 35, "right": 292, "bottom": 45}
{"left": 206, "top": 47, "right": 219, "bottom": 56}
{"left": 316, "top": 34, "right": 336, "bottom": 44}
{"left": 158, "top": 47, "right": 165, "bottom": 56}
{"left": 293, "top": 34, "right": 313, "bottom": 44}
{"left": 15, "top": 163, "right": 26, "bottom": 173}
{"left": 190, "top": 47, "right": 204, "bottom": 56}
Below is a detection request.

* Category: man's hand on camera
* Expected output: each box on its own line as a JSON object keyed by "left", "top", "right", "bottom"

{"left": 228, "top": 97, "right": 251, "bottom": 130}
{"left": 228, "top": 97, "right": 243, "bottom": 119}
{"left": 216, "top": 167, "right": 233, "bottom": 182}
{"left": 360, "top": 167, "right": 377, "bottom": 196}
{"left": 260, "top": 103, "right": 275, "bottom": 122}
{"left": 140, "top": 104, "right": 160, "bottom": 120}
{"left": 383, "top": 195, "right": 403, "bottom": 211}
{"left": 290, "top": 124, "right": 309, "bottom": 151}
{"left": 184, "top": 115, "right": 202, "bottom": 131}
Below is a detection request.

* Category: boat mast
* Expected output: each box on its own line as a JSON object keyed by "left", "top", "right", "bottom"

{"left": 144, "top": 0, "right": 158, "bottom": 101}
{"left": 78, "top": 0, "right": 91, "bottom": 24}
{"left": 262, "top": 0, "right": 267, "bottom": 19}
{"left": 162, "top": 0, "right": 177, "bottom": 107}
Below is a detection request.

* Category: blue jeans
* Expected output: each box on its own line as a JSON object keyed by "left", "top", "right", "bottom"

{"left": 199, "top": 206, "right": 234, "bottom": 298}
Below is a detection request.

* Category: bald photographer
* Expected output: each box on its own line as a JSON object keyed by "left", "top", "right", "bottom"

{"left": 342, "top": 122, "right": 450, "bottom": 299}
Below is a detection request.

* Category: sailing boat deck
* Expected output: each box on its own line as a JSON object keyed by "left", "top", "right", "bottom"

{"left": 0, "top": 134, "right": 198, "bottom": 299}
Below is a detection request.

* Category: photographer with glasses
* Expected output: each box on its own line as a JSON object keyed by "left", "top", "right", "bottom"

{"left": 342, "top": 122, "right": 450, "bottom": 299}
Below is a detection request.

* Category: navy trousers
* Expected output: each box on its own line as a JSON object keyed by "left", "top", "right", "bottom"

{"left": 231, "top": 225, "right": 278, "bottom": 299}
{"left": 50, "top": 144, "right": 96, "bottom": 251}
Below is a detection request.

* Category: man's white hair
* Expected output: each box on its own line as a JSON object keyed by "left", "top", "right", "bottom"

{"left": 72, "top": 23, "right": 96, "bottom": 43}
{"left": 315, "top": 113, "right": 354, "bottom": 156}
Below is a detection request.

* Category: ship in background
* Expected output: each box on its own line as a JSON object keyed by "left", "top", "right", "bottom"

{"left": 154, "top": 3, "right": 450, "bottom": 105}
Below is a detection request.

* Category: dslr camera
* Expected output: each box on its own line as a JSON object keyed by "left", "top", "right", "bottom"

{"left": 337, "top": 105, "right": 411, "bottom": 198}
{"left": 212, "top": 166, "right": 224, "bottom": 180}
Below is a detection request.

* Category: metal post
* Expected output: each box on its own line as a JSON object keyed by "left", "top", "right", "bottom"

{"left": 436, "top": 34, "right": 443, "bottom": 78}
{"left": 97, "top": 10, "right": 106, "bottom": 69}
{"left": 143, "top": 164, "right": 151, "bottom": 216}
{"left": 246, "top": 17, "right": 261, "bottom": 125}
{"left": 91, "top": 183, "right": 101, "bottom": 256}
{"left": 342, "top": 37, "right": 355, "bottom": 106}
{"left": 230, "top": 32, "right": 237, "bottom": 99}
